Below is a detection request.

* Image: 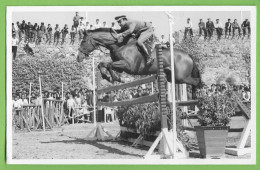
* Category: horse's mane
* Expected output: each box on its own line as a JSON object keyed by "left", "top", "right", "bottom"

{"left": 87, "top": 28, "right": 121, "bottom": 33}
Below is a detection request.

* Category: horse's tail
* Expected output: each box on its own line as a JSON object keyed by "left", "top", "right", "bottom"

{"left": 190, "top": 55, "right": 201, "bottom": 84}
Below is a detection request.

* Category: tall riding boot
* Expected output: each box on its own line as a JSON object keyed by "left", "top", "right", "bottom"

{"left": 139, "top": 44, "right": 154, "bottom": 65}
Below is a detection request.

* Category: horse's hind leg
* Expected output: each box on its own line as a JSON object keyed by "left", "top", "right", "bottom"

{"left": 182, "top": 76, "right": 200, "bottom": 87}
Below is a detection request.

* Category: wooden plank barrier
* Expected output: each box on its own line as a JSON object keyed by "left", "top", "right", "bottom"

{"left": 98, "top": 93, "right": 159, "bottom": 107}
{"left": 13, "top": 99, "right": 66, "bottom": 132}
{"left": 97, "top": 75, "right": 156, "bottom": 94}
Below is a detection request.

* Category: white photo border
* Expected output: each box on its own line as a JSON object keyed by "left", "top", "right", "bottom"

{"left": 6, "top": 6, "right": 257, "bottom": 165}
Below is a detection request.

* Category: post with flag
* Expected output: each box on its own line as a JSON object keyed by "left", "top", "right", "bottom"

{"left": 166, "top": 11, "right": 188, "bottom": 159}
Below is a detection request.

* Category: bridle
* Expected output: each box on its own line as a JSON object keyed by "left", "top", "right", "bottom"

{"left": 110, "top": 28, "right": 118, "bottom": 41}
{"left": 79, "top": 28, "right": 118, "bottom": 56}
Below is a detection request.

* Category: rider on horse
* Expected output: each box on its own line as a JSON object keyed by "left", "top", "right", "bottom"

{"left": 115, "top": 15, "right": 154, "bottom": 65}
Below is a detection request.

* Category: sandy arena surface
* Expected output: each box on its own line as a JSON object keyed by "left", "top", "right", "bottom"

{"left": 12, "top": 120, "right": 251, "bottom": 160}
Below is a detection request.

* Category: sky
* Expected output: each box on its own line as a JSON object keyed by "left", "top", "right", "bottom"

{"left": 12, "top": 11, "right": 250, "bottom": 38}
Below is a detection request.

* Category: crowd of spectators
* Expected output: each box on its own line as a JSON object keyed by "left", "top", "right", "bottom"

{"left": 12, "top": 83, "right": 154, "bottom": 123}
{"left": 183, "top": 18, "right": 251, "bottom": 41}
{"left": 99, "top": 84, "right": 154, "bottom": 103}
{"left": 159, "top": 18, "right": 251, "bottom": 46}
{"left": 193, "top": 83, "right": 251, "bottom": 101}
{"left": 12, "top": 12, "right": 119, "bottom": 48}
{"left": 12, "top": 12, "right": 252, "bottom": 60}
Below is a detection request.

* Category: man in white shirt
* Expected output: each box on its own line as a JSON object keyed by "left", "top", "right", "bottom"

{"left": 13, "top": 96, "right": 22, "bottom": 109}
{"left": 85, "top": 22, "right": 90, "bottom": 30}
{"left": 12, "top": 33, "right": 19, "bottom": 60}
{"left": 184, "top": 18, "right": 193, "bottom": 40}
{"left": 67, "top": 94, "right": 76, "bottom": 118}
{"left": 53, "top": 24, "right": 61, "bottom": 46}
{"left": 21, "top": 94, "right": 29, "bottom": 106}
{"left": 215, "top": 19, "right": 223, "bottom": 41}
{"left": 159, "top": 35, "right": 168, "bottom": 48}
{"left": 94, "top": 19, "right": 102, "bottom": 29}
{"left": 102, "top": 21, "right": 108, "bottom": 28}
{"left": 89, "top": 25, "right": 95, "bottom": 30}
{"left": 111, "top": 22, "right": 117, "bottom": 29}
{"left": 78, "top": 22, "right": 85, "bottom": 40}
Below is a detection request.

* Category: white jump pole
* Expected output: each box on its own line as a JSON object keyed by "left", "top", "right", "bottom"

{"left": 39, "top": 76, "right": 46, "bottom": 131}
{"left": 166, "top": 12, "right": 177, "bottom": 158}
{"left": 151, "top": 82, "right": 154, "bottom": 94}
{"left": 62, "top": 82, "right": 64, "bottom": 100}
{"left": 92, "top": 56, "right": 96, "bottom": 126}
{"left": 29, "top": 82, "right": 32, "bottom": 104}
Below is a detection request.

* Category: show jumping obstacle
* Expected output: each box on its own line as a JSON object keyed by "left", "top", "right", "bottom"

{"left": 13, "top": 80, "right": 67, "bottom": 132}
{"left": 91, "top": 44, "right": 187, "bottom": 158}
{"left": 13, "top": 99, "right": 66, "bottom": 132}
{"left": 225, "top": 94, "right": 251, "bottom": 156}
{"left": 178, "top": 94, "right": 251, "bottom": 156}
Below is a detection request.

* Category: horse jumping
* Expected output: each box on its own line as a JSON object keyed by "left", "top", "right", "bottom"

{"left": 77, "top": 28, "right": 201, "bottom": 88}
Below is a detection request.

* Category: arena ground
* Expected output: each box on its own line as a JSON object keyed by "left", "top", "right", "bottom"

{"left": 12, "top": 119, "right": 251, "bottom": 160}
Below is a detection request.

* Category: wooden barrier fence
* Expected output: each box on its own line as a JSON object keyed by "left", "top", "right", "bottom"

{"left": 13, "top": 98, "right": 66, "bottom": 132}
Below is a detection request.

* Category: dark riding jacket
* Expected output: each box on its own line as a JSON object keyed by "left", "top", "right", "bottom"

{"left": 120, "top": 19, "right": 152, "bottom": 38}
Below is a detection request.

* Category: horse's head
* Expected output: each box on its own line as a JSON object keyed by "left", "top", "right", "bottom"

{"left": 77, "top": 28, "right": 119, "bottom": 62}
{"left": 77, "top": 31, "right": 97, "bottom": 62}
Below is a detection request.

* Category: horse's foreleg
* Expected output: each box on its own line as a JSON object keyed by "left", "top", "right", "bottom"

{"left": 107, "top": 60, "right": 130, "bottom": 83}
{"left": 98, "top": 62, "right": 112, "bottom": 83}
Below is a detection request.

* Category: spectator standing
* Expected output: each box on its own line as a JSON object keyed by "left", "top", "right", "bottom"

{"left": 13, "top": 95, "right": 22, "bottom": 109}
{"left": 46, "top": 24, "right": 53, "bottom": 44}
{"left": 242, "top": 87, "right": 251, "bottom": 101}
{"left": 12, "top": 23, "right": 16, "bottom": 35}
{"left": 85, "top": 22, "right": 90, "bottom": 30}
{"left": 67, "top": 94, "right": 76, "bottom": 118}
{"left": 232, "top": 19, "right": 241, "bottom": 39}
{"left": 78, "top": 22, "right": 85, "bottom": 40}
{"left": 102, "top": 21, "right": 108, "bottom": 28}
{"left": 224, "top": 19, "right": 232, "bottom": 39}
{"left": 32, "top": 23, "right": 38, "bottom": 43}
{"left": 61, "top": 24, "right": 69, "bottom": 45}
{"left": 20, "top": 20, "right": 27, "bottom": 40}
{"left": 198, "top": 19, "right": 207, "bottom": 40}
{"left": 70, "top": 25, "right": 76, "bottom": 45}
{"left": 12, "top": 33, "right": 19, "bottom": 60}
{"left": 24, "top": 22, "right": 30, "bottom": 43}
{"left": 36, "top": 22, "right": 45, "bottom": 45}
{"left": 206, "top": 18, "right": 215, "bottom": 41}
{"left": 39, "top": 22, "right": 46, "bottom": 43}
{"left": 16, "top": 22, "right": 22, "bottom": 43}
{"left": 53, "top": 24, "right": 61, "bottom": 46}
{"left": 215, "top": 19, "right": 223, "bottom": 41}
{"left": 73, "top": 12, "right": 80, "bottom": 33}
{"left": 27, "top": 22, "right": 34, "bottom": 42}
{"left": 111, "top": 22, "right": 117, "bottom": 29}
{"left": 241, "top": 19, "right": 250, "bottom": 39}
{"left": 75, "top": 94, "right": 82, "bottom": 107}
{"left": 159, "top": 35, "right": 168, "bottom": 48}
{"left": 184, "top": 18, "right": 193, "bottom": 40}
{"left": 94, "top": 19, "right": 101, "bottom": 29}
{"left": 89, "top": 25, "right": 94, "bottom": 30}
{"left": 21, "top": 94, "right": 29, "bottom": 106}
{"left": 12, "top": 23, "right": 19, "bottom": 39}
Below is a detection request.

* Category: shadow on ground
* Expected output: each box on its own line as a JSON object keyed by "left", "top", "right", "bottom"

{"left": 41, "top": 135, "right": 146, "bottom": 158}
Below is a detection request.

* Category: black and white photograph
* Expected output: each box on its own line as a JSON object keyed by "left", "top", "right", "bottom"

{"left": 6, "top": 6, "right": 256, "bottom": 164}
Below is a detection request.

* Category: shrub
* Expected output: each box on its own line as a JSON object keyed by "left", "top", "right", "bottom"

{"left": 196, "top": 90, "right": 237, "bottom": 126}
{"left": 117, "top": 102, "right": 191, "bottom": 150}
